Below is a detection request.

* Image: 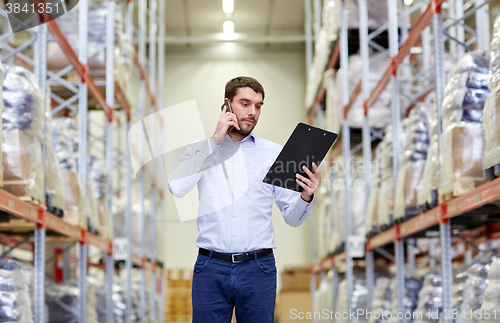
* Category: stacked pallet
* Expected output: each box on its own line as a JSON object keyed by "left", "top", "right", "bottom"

{"left": 166, "top": 268, "right": 192, "bottom": 323}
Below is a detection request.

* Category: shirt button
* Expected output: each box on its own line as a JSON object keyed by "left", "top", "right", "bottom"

{"left": 234, "top": 214, "right": 237, "bottom": 217}
{"left": 235, "top": 176, "right": 238, "bottom": 179}
{"left": 233, "top": 234, "right": 236, "bottom": 237}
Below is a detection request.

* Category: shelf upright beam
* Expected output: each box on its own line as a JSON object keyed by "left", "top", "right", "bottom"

{"left": 475, "top": 0, "right": 490, "bottom": 51}
{"left": 77, "top": 1, "right": 89, "bottom": 321}
{"left": 105, "top": 0, "right": 116, "bottom": 322}
{"left": 406, "top": 238, "right": 415, "bottom": 277}
{"left": 340, "top": 1, "right": 353, "bottom": 321}
{"left": 138, "top": 0, "right": 148, "bottom": 320}
{"left": 149, "top": 0, "right": 158, "bottom": 320}
{"left": 125, "top": 119, "right": 133, "bottom": 323}
{"left": 387, "top": 0, "right": 404, "bottom": 319}
{"left": 305, "top": 0, "right": 313, "bottom": 76}
{"left": 313, "top": 0, "right": 321, "bottom": 43}
{"left": 455, "top": 0, "right": 465, "bottom": 56}
{"left": 33, "top": 15, "right": 48, "bottom": 323}
{"left": 358, "top": 0, "right": 374, "bottom": 310}
{"left": 433, "top": 0, "right": 452, "bottom": 321}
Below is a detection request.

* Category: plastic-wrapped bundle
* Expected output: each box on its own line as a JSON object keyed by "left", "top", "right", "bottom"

{"left": 2, "top": 65, "right": 44, "bottom": 201}
{"left": 346, "top": 53, "right": 392, "bottom": 129}
{"left": 330, "top": 156, "right": 345, "bottom": 252}
{"left": 365, "top": 144, "right": 383, "bottom": 236}
{"left": 325, "top": 0, "right": 389, "bottom": 32}
{"left": 459, "top": 250, "right": 500, "bottom": 323}
{"left": 0, "top": 258, "right": 34, "bottom": 323}
{"left": 479, "top": 257, "right": 500, "bottom": 323}
{"left": 114, "top": 202, "right": 152, "bottom": 258}
{"left": 394, "top": 106, "right": 431, "bottom": 222}
{"left": 417, "top": 105, "right": 440, "bottom": 212}
{"left": 51, "top": 118, "right": 87, "bottom": 228}
{"left": 378, "top": 121, "right": 408, "bottom": 230}
{"left": 329, "top": 156, "right": 366, "bottom": 251}
{"left": 483, "top": 90, "right": 500, "bottom": 173}
{"left": 313, "top": 274, "right": 333, "bottom": 323}
{"left": 315, "top": 186, "right": 330, "bottom": 260}
{"left": 45, "top": 279, "right": 98, "bottom": 323}
{"left": 47, "top": 4, "right": 124, "bottom": 78}
{"left": 0, "top": 66, "right": 3, "bottom": 187}
{"left": 370, "top": 277, "right": 393, "bottom": 323}
{"left": 88, "top": 156, "right": 112, "bottom": 239}
{"left": 412, "top": 272, "right": 443, "bottom": 323}
{"left": 336, "top": 271, "right": 369, "bottom": 323}
{"left": 388, "top": 277, "right": 423, "bottom": 323}
{"left": 451, "top": 268, "right": 468, "bottom": 313}
{"left": 43, "top": 86, "right": 66, "bottom": 216}
{"left": 439, "top": 51, "right": 490, "bottom": 198}
{"left": 489, "top": 14, "right": 500, "bottom": 91}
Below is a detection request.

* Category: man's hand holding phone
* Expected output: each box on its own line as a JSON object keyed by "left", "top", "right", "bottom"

{"left": 213, "top": 102, "right": 240, "bottom": 145}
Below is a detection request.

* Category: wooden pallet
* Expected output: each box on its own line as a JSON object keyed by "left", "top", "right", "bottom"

{"left": 0, "top": 219, "right": 35, "bottom": 232}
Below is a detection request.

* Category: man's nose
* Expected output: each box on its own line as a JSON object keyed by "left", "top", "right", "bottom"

{"left": 248, "top": 105, "right": 256, "bottom": 116}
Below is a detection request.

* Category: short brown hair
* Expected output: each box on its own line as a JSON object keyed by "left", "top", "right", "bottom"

{"left": 224, "top": 76, "right": 265, "bottom": 102}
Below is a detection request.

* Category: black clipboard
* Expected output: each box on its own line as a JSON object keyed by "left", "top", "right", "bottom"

{"left": 263, "top": 123, "right": 338, "bottom": 192}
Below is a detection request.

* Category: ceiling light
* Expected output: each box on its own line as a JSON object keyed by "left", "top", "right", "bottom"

{"left": 404, "top": 0, "right": 413, "bottom": 5}
{"left": 223, "top": 0, "right": 234, "bottom": 14}
{"left": 223, "top": 20, "right": 234, "bottom": 35}
{"left": 328, "top": 0, "right": 335, "bottom": 7}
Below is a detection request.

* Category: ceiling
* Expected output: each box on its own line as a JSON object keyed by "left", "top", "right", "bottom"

{"left": 163, "top": 0, "right": 305, "bottom": 36}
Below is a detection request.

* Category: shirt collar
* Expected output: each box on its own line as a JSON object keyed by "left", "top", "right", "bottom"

{"left": 225, "top": 132, "right": 257, "bottom": 145}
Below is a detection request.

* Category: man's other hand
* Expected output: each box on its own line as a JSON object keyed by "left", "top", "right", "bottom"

{"left": 296, "top": 162, "right": 321, "bottom": 202}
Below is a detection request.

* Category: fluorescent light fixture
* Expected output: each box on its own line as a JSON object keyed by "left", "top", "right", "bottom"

{"left": 328, "top": 0, "right": 335, "bottom": 7}
{"left": 404, "top": 0, "right": 413, "bottom": 5}
{"left": 223, "top": 0, "right": 234, "bottom": 13}
{"left": 223, "top": 20, "right": 234, "bottom": 35}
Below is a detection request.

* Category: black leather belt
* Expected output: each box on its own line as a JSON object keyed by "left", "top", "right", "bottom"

{"left": 198, "top": 248, "right": 273, "bottom": 263}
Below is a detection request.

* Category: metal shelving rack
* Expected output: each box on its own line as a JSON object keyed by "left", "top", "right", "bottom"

{"left": 307, "top": 1, "right": 496, "bottom": 322}
{"left": 0, "top": 0, "right": 166, "bottom": 322}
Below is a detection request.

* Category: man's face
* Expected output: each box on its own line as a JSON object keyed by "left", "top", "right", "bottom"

{"left": 228, "top": 87, "right": 263, "bottom": 136}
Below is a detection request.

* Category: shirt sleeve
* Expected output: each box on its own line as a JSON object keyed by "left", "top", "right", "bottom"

{"left": 167, "top": 138, "right": 219, "bottom": 198}
{"left": 273, "top": 186, "right": 314, "bottom": 228}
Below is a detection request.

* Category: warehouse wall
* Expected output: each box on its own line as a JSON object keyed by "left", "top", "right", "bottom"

{"left": 159, "top": 46, "right": 310, "bottom": 283}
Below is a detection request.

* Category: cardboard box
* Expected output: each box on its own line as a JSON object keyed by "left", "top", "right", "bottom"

{"left": 281, "top": 266, "right": 311, "bottom": 292}
{"left": 278, "top": 291, "right": 311, "bottom": 323}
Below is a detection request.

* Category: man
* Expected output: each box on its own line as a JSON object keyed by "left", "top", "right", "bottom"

{"left": 168, "top": 76, "right": 321, "bottom": 323}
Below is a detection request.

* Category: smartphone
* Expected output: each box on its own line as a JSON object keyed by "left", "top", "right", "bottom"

{"left": 221, "top": 100, "right": 234, "bottom": 131}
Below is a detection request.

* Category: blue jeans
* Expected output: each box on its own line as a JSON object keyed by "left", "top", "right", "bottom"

{"left": 192, "top": 251, "right": 277, "bottom": 323}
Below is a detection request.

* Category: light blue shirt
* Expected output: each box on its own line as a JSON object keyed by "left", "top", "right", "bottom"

{"left": 167, "top": 133, "right": 314, "bottom": 253}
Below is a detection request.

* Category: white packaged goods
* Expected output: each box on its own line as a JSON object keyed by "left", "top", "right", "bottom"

{"left": 439, "top": 51, "right": 490, "bottom": 198}
{"left": 1, "top": 65, "right": 44, "bottom": 201}
{"left": 336, "top": 272, "right": 369, "bottom": 323}
{"left": 52, "top": 118, "right": 88, "bottom": 228}
{"left": 417, "top": 106, "right": 440, "bottom": 211}
{"left": 0, "top": 259, "right": 34, "bottom": 323}
{"left": 489, "top": 15, "right": 500, "bottom": 91}
{"left": 329, "top": 156, "right": 366, "bottom": 252}
{"left": 479, "top": 257, "right": 500, "bottom": 323}
{"left": 412, "top": 272, "right": 443, "bottom": 323}
{"left": 460, "top": 251, "right": 500, "bottom": 323}
{"left": 47, "top": 5, "right": 122, "bottom": 76}
{"left": 365, "top": 144, "right": 383, "bottom": 236}
{"left": 324, "top": 0, "right": 389, "bottom": 32}
{"left": 43, "top": 86, "right": 66, "bottom": 216}
{"left": 324, "top": 69, "right": 341, "bottom": 134}
{"left": 388, "top": 277, "right": 423, "bottom": 323}
{"left": 451, "top": 268, "right": 468, "bottom": 313}
{"left": 369, "top": 277, "right": 393, "bottom": 323}
{"left": 483, "top": 91, "right": 500, "bottom": 170}
{"left": 394, "top": 106, "right": 431, "bottom": 222}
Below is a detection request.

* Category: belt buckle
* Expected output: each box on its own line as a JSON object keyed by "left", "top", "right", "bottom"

{"left": 231, "top": 253, "right": 244, "bottom": 263}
